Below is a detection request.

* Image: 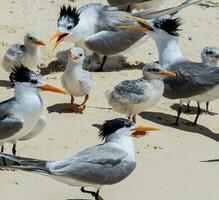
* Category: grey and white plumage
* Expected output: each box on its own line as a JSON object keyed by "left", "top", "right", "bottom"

{"left": 0, "top": 118, "right": 159, "bottom": 200}
{"left": 106, "top": 63, "right": 176, "bottom": 121}
{"left": 2, "top": 32, "right": 45, "bottom": 72}
{"left": 61, "top": 47, "right": 92, "bottom": 111}
{"left": 120, "top": 11, "right": 219, "bottom": 125}
{"left": 0, "top": 64, "right": 66, "bottom": 155}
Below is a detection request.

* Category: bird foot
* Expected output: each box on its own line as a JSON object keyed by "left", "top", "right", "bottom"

{"left": 78, "top": 104, "right": 86, "bottom": 111}
{"left": 204, "top": 111, "right": 218, "bottom": 116}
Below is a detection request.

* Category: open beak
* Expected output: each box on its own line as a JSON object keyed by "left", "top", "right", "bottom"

{"left": 36, "top": 40, "right": 46, "bottom": 46}
{"left": 71, "top": 54, "right": 79, "bottom": 61}
{"left": 160, "top": 70, "right": 176, "bottom": 77}
{"left": 119, "top": 16, "right": 154, "bottom": 32}
{"left": 37, "top": 84, "right": 67, "bottom": 95}
{"left": 131, "top": 125, "right": 160, "bottom": 138}
{"left": 48, "top": 31, "right": 69, "bottom": 51}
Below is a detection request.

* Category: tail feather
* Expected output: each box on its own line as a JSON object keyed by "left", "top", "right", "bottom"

{"left": 0, "top": 152, "right": 50, "bottom": 173}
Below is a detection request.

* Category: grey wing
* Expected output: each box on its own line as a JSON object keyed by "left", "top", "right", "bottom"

{"left": 134, "top": 0, "right": 201, "bottom": 19}
{"left": 164, "top": 61, "right": 219, "bottom": 99}
{"left": 0, "top": 97, "right": 23, "bottom": 140}
{"left": 19, "top": 115, "right": 46, "bottom": 141}
{"left": 48, "top": 143, "right": 133, "bottom": 185}
{"left": 5, "top": 44, "right": 25, "bottom": 61}
{"left": 112, "top": 79, "right": 148, "bottom": 104}
{"left": 79, "top": 71, "right": 92, "bottom": 92}
{"left": 85, "top": 30, "right": 146, "bottom": 55}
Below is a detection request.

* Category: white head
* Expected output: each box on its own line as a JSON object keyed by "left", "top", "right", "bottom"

{"left": 68, "top": 47, "right": 85, "bottom": 66}
{"left": 143, "top": 63, "right": 176, "bottom": 80}
{"left": 49, "top": 5, "right": 81, "bottom": 50}
{"left": 99, "top": 118, "right": 160, "bottom": 143}
{"left": 24, "top": 32, "right": 45, "bottom": 48}
{"left": 10, "top": 63, "right": 67, "bottom": 96}
{"left": 201, "top": 46, "right": 219, "bottom": 67}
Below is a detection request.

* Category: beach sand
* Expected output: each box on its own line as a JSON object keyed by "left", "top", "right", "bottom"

{"left": 0, "top": 0, "right": 219, "bottom": 200}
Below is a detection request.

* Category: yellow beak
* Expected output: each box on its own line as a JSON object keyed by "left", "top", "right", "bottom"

{"left": 71, "top": 54, "right": 79, "bottom": 61}
{"left": 131, "top": 125, "right": 160, "bottom": 138}
{"left": 36, "top": 40, "right": 46, "bottom": 46}
{"left": 48, "top": 31, "right": 69, "bottom": 51}
{"left": 37, "top": 84, "right": 67, "bottom": 95}
{"left": 160, "top": 70, "right": 176, "bottom": 77}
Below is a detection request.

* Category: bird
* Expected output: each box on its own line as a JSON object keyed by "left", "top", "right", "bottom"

{"left": 106, "top": 63, "right": 176, "bottom": 122}
{"left": 186, "top": 46, "right": 219, "bottom": 114}
{"left": 0, "top": 118, "right": 160, "bottom": 200}
{"left": 119, "top": 13, "right": 219, "bottom": 126}
{"left": 61, "top": 47, "right": 92, "bottom": 112}
{"left": 2, "top": 32, "right": 45, "bottom": 72}
{"left": 107, "top": 0, "right": 165, "bottom": 12}
{"left": 49, "top": 1, "right": 198, "bottom": 71}
{"left": 0, "top": 63, "right": 66, "bottom": 163}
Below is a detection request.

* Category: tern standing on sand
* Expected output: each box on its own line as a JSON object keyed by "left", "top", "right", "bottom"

{"left": 0, "top": 64, "right": 66, "bottom": 159}
{"left": 2, "top": 32, "right": 45, "bottom": 72}
{"left": 61, "top": 47, "right": 92, "bottom": 112}
{"left": 0, "top": 118, "right": 159, "bottom": 200}
{"left": 106, "top": 63, "right": 175, "bottom": 122}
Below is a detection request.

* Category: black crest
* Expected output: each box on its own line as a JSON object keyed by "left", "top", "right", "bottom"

{"left": 153, "top": 17, "right": 182, "bottom": 36}
{"left": 59, "top": 5, "right": 80, "bottom": 26}
{"left": 99, "top": 118, "right": 133, "bottom": 140}
{"left": 9, "top": 63, "right": 38, "bottom": 83}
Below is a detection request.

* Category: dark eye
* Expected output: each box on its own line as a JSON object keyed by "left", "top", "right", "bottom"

{"left": 29, "top": 37, "right": 33, "bottom": 41}
{"left": 67, "top": 25, "right": 73, "bottom": 30}
{"left": 30, "top": 79, "right": 37, "bottom": 84}
{"left": 206, "top": 51, "right": 213, "bottom": 55}
{"left": 79, "top": 53, "right": 83, "bottom": 57}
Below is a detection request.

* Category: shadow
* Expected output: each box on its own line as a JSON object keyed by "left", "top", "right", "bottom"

{"left": 139, "top": 111, "right": 219, "bottom": 142}
{"left": 47, "top": 103, "right": 83, "bottom": 114}
{"left": 0, "top": 80, "right": 13, "bottom": 88}
{"left": 170, "top": 103, "right": 206, "bottom": 115}
{"left": 38, "top": 60, "right": 65, "bottom": 76}
{"left": 87, "top": 106, "right": 112, "bottom": 110}
{"left": 66, "top": 199, "right": 92, "bottom": 200}
{"left": 200, "top": 159, "right": 219, "bottom": 163}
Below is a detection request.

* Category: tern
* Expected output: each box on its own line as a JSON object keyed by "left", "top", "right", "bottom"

{"left": 49, "top": 1, "right": 199, "bottom": 71}
{"left": 106, "top": 63, "right": 176, "bottom": 122}
{"left": 0, "top": 118, "right": 159, "bottom": 200}
{"left": 2, "top": 32, "right": 45, "bottom": 72}
{"left": 61, "top": 47, "right": 92, "bottom": 112}
{"left": 186, "top": 46, "right": 219, "bottom": 114}
{"left": 107, "top": 0, "right": 165, "bottom": 12}
{"left": 119, "top": 14, "right": 219, "bottom": 125}
{"left": 0, "top": 64, "right": 66, "bottom": 161}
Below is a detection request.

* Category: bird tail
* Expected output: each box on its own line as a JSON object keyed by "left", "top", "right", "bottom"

{"left": 134, "top": 0, "right": 201, "bottom": 20}
{"left": 0, "top": 152, "right": 50, "bottom": 174}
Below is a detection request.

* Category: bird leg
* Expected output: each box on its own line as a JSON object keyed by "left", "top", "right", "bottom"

{"left": 12, "top": 144, "right": 16, "bottom": 156}
{"left": 204, "top": 102, "right": 217, "bottom": 115}
{"left": 71, "top": 95, "right": 74, "bottom": 104}
{"left": 1, "top": 146, "right": 7, "bottom": 166}
{"left": 78, "top": 95, "right": 89, "bottom": 111}
{"left": 81, "top": 187, "right": 97, "bottom": 198}
{"left": 95, "top": 189, "right": 104, "bottom": 200}
{"left": 132, "top": 115, "right": 137, "bottom": 123}
{"left": 185, "top": 103, "right": 190, "bottom": 114}
{"left": 95, "top": 55, "right": 107, "bottom": 72}
{"left": 173, "top": 105, "right": 182, "bottom": 126}
{"left": 193, "top": 102, "right": 201, "bottom": 126}
{"left": 126, "top": 5, "right": 132, "bottom": 12}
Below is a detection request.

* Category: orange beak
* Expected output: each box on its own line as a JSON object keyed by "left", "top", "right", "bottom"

{"left": 36, "top": 40, "right": 46, "bottom": 46}
{"left": 48, "top": 31, "right": 69, "bottom": 51}
{"left": 160, "top": 70, "right": 176, "bottom": 77}
{"left": 118, "top": 16, "right": 154, "bottom": 32}
{"left": 37, "top": 84, "right": 67, "bottom": 95}
{"left": 71, "top": 54, "right": 79, "bottom": 61}
{"left": 131, "top": 125, "right": 160, "bottom": 138}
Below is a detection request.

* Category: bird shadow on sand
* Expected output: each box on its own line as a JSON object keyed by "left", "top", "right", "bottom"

{"left": 200, "top": 159, "right": 219, "bottom": 163}
{"left": 66, "top": 199, "right": 92, "bottom": 200}
{"left": 0, "top": 79, "right": 13, "bottom": 88}
{"left": 38, "top": 60, "right": 65, "bottom": 76}
{"left": 139, "top": 111, "right": 219, "bottom": 142}
{"left": 47, "top": 103, "right": 84, "bottom": 114}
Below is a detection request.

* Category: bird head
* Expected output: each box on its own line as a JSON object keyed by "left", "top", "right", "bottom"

{"left": 9, "top": 63, "right": 67, "bottom": 95}
{"left": 143, "top": 63, "right": 176, "bottom": 80}
{"left": 24, "top": 32, "right": 45, "bottom": 48}
{"left": 49, "top": 5, "right": 80, "bottom": 51}
{"left": 201, "top": 46, "right": 219, "bottom": 65}
{"left": 68, "top": 47, "right": 85, "bottom": 65}
{"left": 99, "top": 118, "right": 160, "bottom": 141}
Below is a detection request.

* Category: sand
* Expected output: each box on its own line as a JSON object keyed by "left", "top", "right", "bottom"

{"left": 0, "top": 0, "right": 219, "bottom": 200}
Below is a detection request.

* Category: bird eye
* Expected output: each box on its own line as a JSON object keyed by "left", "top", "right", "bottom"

{"left": 29, "top": 37, "right": 33, "bottom": 40}
{"left": 79, "top": 53, "right": 83, "bottom": 57}
{"left": 30, "top": 79, "right": 38, "bottom": 84}
{"left": 67, "top": 25, "right": 73, "bottom": 30}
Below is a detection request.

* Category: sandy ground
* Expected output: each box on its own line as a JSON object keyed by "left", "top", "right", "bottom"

{"left": 0, "top": 0, "right": 219, "bottom": 200}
